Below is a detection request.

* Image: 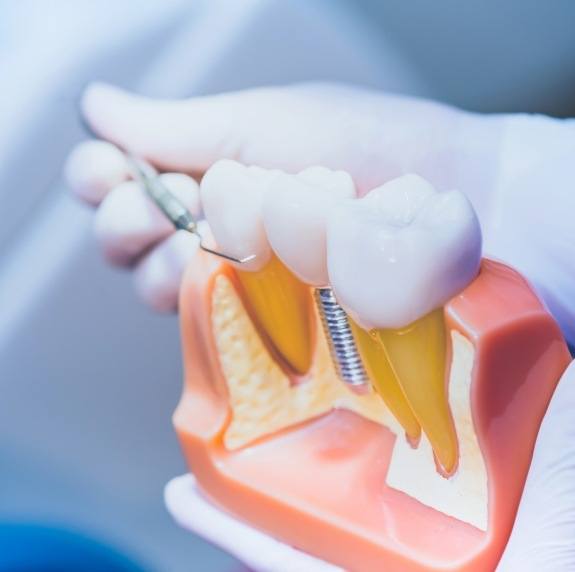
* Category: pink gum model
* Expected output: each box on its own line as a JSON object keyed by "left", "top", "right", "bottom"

{"left": 174, "top": 256, "right": 570, "bottom": 571}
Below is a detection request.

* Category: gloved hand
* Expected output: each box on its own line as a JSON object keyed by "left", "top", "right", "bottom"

{"left": 65, "top": 82, "right": 575, "bottom": 570}
{"left": 66, "top": 82, "right": 575, "bottom": 345}
{"left": 164, "top": 474, "right": 343, "bottom": 572}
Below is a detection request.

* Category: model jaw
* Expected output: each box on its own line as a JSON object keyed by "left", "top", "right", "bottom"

{"left": 204, "top": 257, "right": 488, "bottom": 531}
{"left": 176, "top": 163, "right": 571, "bottom": 568}
{"left": 202, "top": 162, "right": 482, "bottom": 475}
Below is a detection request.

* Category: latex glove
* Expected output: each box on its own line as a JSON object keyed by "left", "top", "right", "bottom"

{"left": 65, "top": 139, "right": 203, "bottom": 312}
{"left": 164, "top": 475, "right": 342, "bottom": 572}
{"left": 65, "top": 83, "right": 575, "bottom": 570}
{"left": 496, "top": 360, "right": 575, "bottom": 571}
{"left": 65, "top": 82, "right": 575, "bottom": 344}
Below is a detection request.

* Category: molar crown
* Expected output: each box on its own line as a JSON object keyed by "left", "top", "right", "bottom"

{"left": 327, "top": 174, "right": 482, "bottom": 330}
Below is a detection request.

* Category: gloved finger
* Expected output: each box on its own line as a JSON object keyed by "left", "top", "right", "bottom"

{"left": 64, "top": 140, "right": 130, "bottom": 205}
{"left": 80, "top": 82, "right": 494, "bottom": 197}
{"left": 81, "top": 82, "right": 243, "bottom": 173}
{"left": 498, "top": 360, "right": 575, "bottom": 571}
{"left": 165, "top": 474, "right": 343, "bottom": 572}
{"left": 134, "top": 231, "right": 199, "bottom": 313}
{"left": 94, "top": 172, "right": 201, "bottom": 266}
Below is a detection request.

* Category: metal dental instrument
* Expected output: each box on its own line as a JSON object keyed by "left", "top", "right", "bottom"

{"left": 314, "top": 287, "right": 368, "bottom": 391}
{"left": 128, "top": 155, "right": 255, "bottom": 265}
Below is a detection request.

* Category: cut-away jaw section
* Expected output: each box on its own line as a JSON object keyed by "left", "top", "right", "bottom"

{"left": 170, "top": 161, "right": 570, "bottom": 571}
{"left": 175, "top": 252, "right": 570, "bottom": 571}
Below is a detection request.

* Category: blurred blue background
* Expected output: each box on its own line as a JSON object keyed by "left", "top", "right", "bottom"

{"left": 0, "top": 0, "right": 573, "bottom": 570}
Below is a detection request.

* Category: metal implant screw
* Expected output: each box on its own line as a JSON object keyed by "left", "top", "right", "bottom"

{"left": 314, "top": 287, "right": 368, "bottom": 390}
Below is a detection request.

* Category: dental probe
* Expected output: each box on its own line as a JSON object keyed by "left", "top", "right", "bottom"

{"left": 128, "top": 156, "right": 255, "bottom": 265}
{"left": 315, "top": 287, "right": 368, "bottom": 391}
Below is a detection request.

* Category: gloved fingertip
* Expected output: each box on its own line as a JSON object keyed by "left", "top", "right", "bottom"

{"left": 81, "top": 82, "right": 138, "bottom": 144}
{"left": 136, "top": 278, "right": 179, "bottom": 314}
{"left": 94, "top": 180, "right": 175, "bottom": 269}
{"left": 65, "top": 140, "right": 129, "bottom": 205}
{"left": 159, "top": 173, "right": 202, "bottom": 218}
{"left": 134, "top": 260, "right": 179, "bottom": 313}
{"left": 134, "top": 232, "right": 199, "bottom": 313}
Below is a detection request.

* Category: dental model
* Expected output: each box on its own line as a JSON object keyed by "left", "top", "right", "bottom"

{"left": 175, "top": 162, "right": 570, "bottom": 571}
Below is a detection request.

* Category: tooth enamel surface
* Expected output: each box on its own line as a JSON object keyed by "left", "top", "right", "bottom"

{"left": 297, "top": 166, "right": 355, "bottom": 196}
{"left": 327, "top": 174, "right": 482, "bottom": 330}
{"left": 201, "top": 160, "right": 279, "bottom": 271}
{"left": 263, "top": 167, "right": 355, "bottom": 286}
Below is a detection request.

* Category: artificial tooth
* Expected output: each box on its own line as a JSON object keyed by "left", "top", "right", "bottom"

{"left": 201, "top": 160, "right": 276, "bottom": 272}
{"left": 201, "top": 160, "right": 314, "bottom": 376}
{"left": 327, "top": 174, "right": 482, "bottom": 474}
{"left": 263, "top": 166, "right": 355, "bottom": 286}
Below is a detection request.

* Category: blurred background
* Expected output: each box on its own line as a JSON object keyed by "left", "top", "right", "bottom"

{"left": 0, "top": 0, "right": 574, "bottom": 570}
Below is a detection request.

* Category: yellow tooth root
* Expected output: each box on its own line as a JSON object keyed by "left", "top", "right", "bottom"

{"left": 235, "top": 255, "right": 314, "bottom": 376}
{"left": 350, "top": 320, "right": 421, "bottom": 443}
{"left": 377, "top": 308, "right": 458, "bottom": 475}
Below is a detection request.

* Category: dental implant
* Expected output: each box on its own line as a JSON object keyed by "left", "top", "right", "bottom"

{"left": 314, "top": 287, "right": 368, "bottom": 392}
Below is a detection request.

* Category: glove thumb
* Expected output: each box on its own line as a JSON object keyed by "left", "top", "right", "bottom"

{"left": 81, "top": 82, "right": 242, "bottom": 173}
{"left": 498, "top": 360, "right": 575, "bottom": 571}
